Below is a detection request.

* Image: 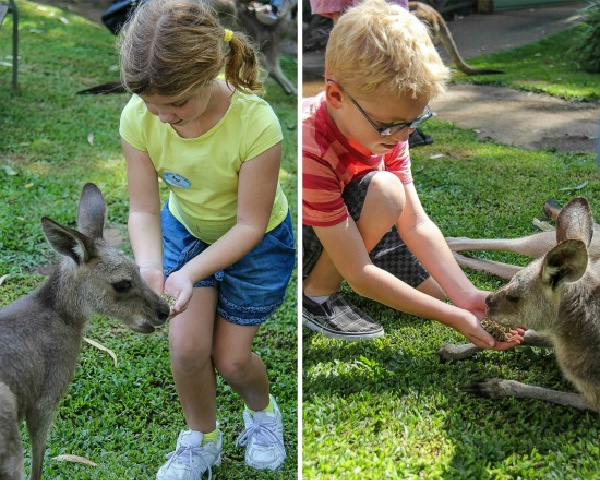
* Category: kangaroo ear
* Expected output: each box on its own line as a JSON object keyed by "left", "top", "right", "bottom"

{"left": 41, "top": 218, "right": 96, "bottom": 265}
{"left": 542, "top": 239, "right": 588, "bottom": 290}
{"left": 556, "top": 197, "right": 593, "bottom": 247}
{"left": 77, "top": 183, "right": 106, "bottom": 240}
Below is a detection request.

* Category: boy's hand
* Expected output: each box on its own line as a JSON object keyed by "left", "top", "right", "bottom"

{"left": 164, "top": 269, "right": 194, "bottom": 317}
{"left": 452, "top": 288, "right": 489, "bottom": 320}
{"left": 458, "top": 312, "right": 524, "bottom": 351}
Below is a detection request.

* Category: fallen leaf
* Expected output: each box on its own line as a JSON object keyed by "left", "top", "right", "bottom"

{"left": 532, "top": 218, "right": 555, "bottom": 232}
{"left": 1, "top": 165, "right": 17, "bottom": 176}
{"left": 84, "top": 338, "right": 118, "bottom": 366}
{"left": 25, "top": 183, "right": 34, "bottom": 189}
{"left": 52, "top": 454, "right": 98, "bottom": 467}
{"left": 559, "top": 181, "right": 588, "bottom": 191}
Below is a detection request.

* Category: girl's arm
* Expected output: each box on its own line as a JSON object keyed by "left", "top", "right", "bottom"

{"left": 165, "top": 142, "right": 282, "bottom": 313}
{"left": 122, "top": 138, "right": 164, "bottom": 294}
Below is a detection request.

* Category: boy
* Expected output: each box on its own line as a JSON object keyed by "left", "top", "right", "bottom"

{"left": 302, "top": 0, "right": 521, "bottom": 350}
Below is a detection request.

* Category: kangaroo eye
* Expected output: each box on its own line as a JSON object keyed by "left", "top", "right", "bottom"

{"left": 506, "top": 295, "right": 520, "bottom": 303}
{"left": 112, "top": 280, "right": 132, "bottom": 293}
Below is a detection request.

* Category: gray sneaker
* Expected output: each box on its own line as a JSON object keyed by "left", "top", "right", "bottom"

{"left": 302, "top": 292, "right": 384, "bottom": 341}
{"left": 156, "top": 429, "right": 222, "bottom": 480}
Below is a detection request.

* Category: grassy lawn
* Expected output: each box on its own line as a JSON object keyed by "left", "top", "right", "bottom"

{"left": 0, "top": 1, "right": 298, "bottom": 479}
{"left": 302, "top": 19, "right": 600, "bottom": 481}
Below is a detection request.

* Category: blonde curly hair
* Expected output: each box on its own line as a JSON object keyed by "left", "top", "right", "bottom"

{"left": 118, "top": 0, "right": 265, "bottom": 96}
{"left": 325, "top": 0, "right": 448, "bottom": 100}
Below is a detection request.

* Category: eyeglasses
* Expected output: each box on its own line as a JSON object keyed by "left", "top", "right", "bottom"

{"left": 326, "top": 78, "right": 433, "bottom": 137}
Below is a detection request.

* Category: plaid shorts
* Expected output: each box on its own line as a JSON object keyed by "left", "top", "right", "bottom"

{"left": 303, "top": 171, "right": 430, "bottom": 288}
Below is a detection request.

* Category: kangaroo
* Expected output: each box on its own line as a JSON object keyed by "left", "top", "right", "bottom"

{"left": 447, "top": 197, "right": 600, "bottom": 411}
{"left": 409, "top": 2, "right": 504, "bottom": 76}
{"left": 439, "top": 197, "right": 600, "bottom": 361}
{"left": 0, "top": 183, "right": 170, "bottom": 479}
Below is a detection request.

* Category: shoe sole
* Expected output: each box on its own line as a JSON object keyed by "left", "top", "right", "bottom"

{"left": 245, "top": 450, "right": 286, "bottom": 471}
{"left": 302, "top": 314, "right": 384, "bottom": 341}
{"left": 156, "top": 451, "right": 221, "bottom": 480}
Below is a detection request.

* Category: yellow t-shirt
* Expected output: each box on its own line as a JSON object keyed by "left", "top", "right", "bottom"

{"left": 120, "top": 91, "right": 288, "bottom": 244}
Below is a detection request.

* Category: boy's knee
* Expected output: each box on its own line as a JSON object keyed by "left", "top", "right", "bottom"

{"left": 365, "top": 172, "right": 405, "bottom": 216}
{"left": 417, "top": 277, "right": 446, "bottom": 301}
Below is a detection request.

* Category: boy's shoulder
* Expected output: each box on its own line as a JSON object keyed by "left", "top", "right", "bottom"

{"left": 302, "top": 92, "right": 339, "bottom": 160}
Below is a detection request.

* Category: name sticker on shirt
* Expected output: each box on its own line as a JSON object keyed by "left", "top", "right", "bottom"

{"left": 164, "top": 172, "right": 191, "bottom": 188}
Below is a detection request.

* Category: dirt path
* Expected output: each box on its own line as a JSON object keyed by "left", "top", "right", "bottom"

{"left": 431, "top": 85, "right": 599, "bottom": 152}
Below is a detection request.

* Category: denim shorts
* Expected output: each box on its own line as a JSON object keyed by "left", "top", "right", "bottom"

{"left": 161, "top": 204, "right": 296, "bottom": 326}
{"left": 303, "top": 171, "right": 429, "bottom": 287}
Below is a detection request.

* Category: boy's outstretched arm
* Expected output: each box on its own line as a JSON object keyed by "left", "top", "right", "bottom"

{"left": 395, "top": 182, "right": 523, "bottom": 349}
{"left": 313, "top": 212, "right": 521, "bottom": 350}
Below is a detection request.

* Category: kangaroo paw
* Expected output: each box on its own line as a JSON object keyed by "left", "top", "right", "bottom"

{"left": 437, "top": 343, "right": 481, "bottom": 362}
{"left": 462, "top": 378, "right": 517, "bottom": 399}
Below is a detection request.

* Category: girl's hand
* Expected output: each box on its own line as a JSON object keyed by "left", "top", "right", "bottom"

{"left": 164, "top": 269, "right": 194, "bottom": 317}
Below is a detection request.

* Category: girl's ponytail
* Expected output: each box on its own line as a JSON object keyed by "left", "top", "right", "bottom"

{"left": 223, "top": 29, "right": 266, "bottom": 94}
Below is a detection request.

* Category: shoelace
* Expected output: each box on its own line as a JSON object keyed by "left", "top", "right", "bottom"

{"left": 237, "top": 417, "right": 280, "bottom": 448}
{"left": 164, "top": 444, "right": 215, "bottom": 480}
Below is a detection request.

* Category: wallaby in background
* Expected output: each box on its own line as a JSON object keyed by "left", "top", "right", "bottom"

{"left": 0, "top": 183, "right": 170, "bottom": 479}
{"left": 443, "top": 197, "right": 600, "bottom": 412}
{"left": 409, "top": 1, "right": 504, "bottom": 76}
{"left": 222, "top": 0, "right": 298, "bottom": 95}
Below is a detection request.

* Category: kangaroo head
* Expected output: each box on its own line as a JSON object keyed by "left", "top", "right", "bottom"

{"left": 41, "top": 183, "right": 170, "bottom": 332}
{"left": 486, "top": 197, "right": 592, "bottom": 330}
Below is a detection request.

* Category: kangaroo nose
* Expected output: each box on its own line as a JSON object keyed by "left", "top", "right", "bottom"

{"left": 158, "top": 302, "right": 170, "bottom": 322}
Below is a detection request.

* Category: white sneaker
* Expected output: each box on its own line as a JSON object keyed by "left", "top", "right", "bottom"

{"left": 156, "top": 429, "right": 222, "bottom": 480}
{"left": 236, "top": 395, "right": 286, "bottom": 471}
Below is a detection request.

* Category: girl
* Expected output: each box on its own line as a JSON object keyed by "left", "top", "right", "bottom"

{"left": 118, "top": 0, "right": 295, "bottom": 478}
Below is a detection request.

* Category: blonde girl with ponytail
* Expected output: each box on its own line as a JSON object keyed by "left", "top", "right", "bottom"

{"left": 119, "top": 0, "right": 294, "bottom": 478}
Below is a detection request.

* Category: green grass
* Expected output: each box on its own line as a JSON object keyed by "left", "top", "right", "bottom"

{"left": 302, "top": 24, "right": 600, "bottom": 481}
{"left": 0, "top": 1, "right": 298, "bottom": 479}
{"left": 449, "top": 26, "right": 600, "bottom": 101}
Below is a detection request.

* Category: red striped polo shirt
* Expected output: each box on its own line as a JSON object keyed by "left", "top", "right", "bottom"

{"left": 302, "top": 92, "right": 413, "bottom": 227}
